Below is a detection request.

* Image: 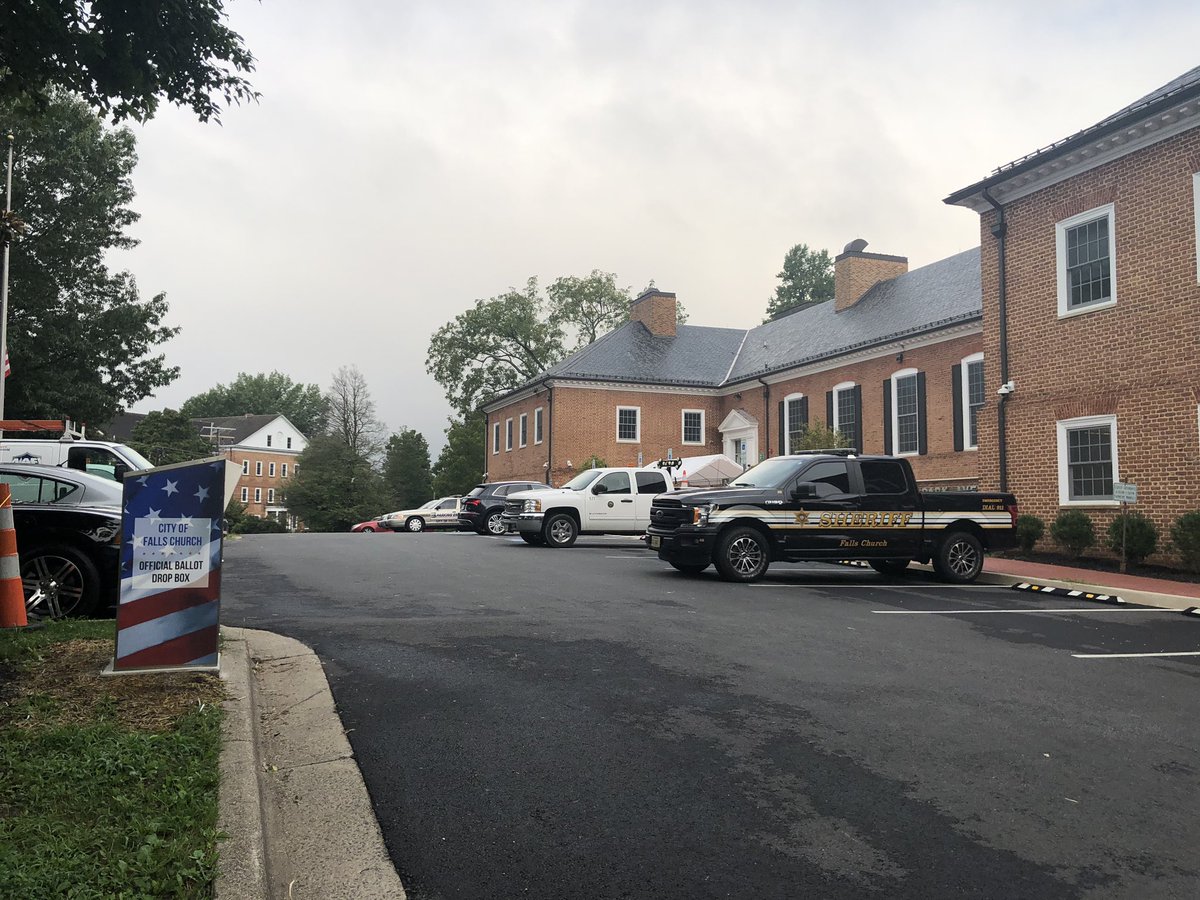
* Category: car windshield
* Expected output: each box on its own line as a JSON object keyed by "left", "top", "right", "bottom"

{"left": 115, "top": 444, "right": 155, "bottom": 470}
{"left": 728, "top": 458, "right": 807, "bottom": 489}
{"left": 560, "top": 470, "right": 602, "bottom": 491}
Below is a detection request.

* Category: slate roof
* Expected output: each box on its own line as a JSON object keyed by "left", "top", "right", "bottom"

{"left": 189, "top": 414, "right": 279, "bottom": 444}
{"left": 94, "top": 411, "right": 147, "bottom": 442}
{"left": 491, "top": 247, "right": 980, "bottom": 405}
{"left": 946, "top": 65, "right": 1200, "bottom": 204}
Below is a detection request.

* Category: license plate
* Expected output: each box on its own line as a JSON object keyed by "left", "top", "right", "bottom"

{"left": 649, "top": 535, "right": 661, "bottom": 549}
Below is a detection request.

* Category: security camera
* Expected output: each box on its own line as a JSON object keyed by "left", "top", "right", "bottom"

{"left": 996, "top": 380, "right": 1016, "bottom": 396}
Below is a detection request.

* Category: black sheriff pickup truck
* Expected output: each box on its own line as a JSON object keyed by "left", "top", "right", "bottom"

{"left": 647, "top": 451, "right": 1017, "bottom": 583}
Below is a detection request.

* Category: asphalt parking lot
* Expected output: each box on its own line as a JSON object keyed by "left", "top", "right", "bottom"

{"left": 223, "top": 532, "right": 1200, "bottom": 899}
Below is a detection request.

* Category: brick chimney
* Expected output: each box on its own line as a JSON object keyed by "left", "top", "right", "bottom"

{"left": 629, "top": 288, "right": 677, "bottom": 337}
{"left": 834, "top": 239, "right": 908, "bottom": 312}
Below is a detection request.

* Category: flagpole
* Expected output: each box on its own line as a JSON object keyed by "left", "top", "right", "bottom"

{"left": 0, "top": 131, "right": 13, "bottom": 430}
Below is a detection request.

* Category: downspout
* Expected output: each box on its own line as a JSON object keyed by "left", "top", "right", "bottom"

{"left": 546, "top": 384, "right": 553, "bottom": 485}
{"left": 758, "top": 378, "right": 771, "bottom": 458}
{"left": 981, "top": 188, "right": 1009, "bottom": 493}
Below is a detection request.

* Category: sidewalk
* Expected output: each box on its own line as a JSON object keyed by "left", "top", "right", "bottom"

{"left": 217, "top": 627, "right": 406, "bottom": 900}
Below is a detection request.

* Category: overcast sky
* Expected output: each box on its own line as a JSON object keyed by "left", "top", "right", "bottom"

{"left": 109, "top": 0, "right": 1198, "bottom": 454}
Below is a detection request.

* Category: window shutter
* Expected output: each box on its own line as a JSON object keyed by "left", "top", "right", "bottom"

{"left": 917, "top": 371, "right": 928, "bottom": 456}
{"left": 852, "top": 385, "right": 862, "bottom": 453}
{"left": 777, "top": 400, "right": 785, "bottom": 454}
{"left": 883, "top": 380, "right": 892, "bottom": 455}
{"left": 951, "top": 365, "right": 964, "bottom": 452}
{"left": 798, "top": 397, "right": 809, "bottom": 432}
{"left": 825, "top": 391, "right": 834, "bottom": 433}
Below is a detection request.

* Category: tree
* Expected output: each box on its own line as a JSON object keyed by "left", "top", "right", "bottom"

{"left": 431, "top": 412, "right": 487, "bottom": 497}
{"left": 281, "top": 436, "right": 382, "bottom": 532}
{"left": 128, "top": 409, "right": 213, "bottom": 466}
{"left": 326, "top": 365, "right": 386, "bottom": 459}
{"left": 0, "top": 92, "right": 179, "bottom": 427}
{"left": 0, "top": 0, "right": 257, "bottom": 123}
{"left": 427, "top": 279, "right": 564, "bottom": 418}
{"left": 788, "top": 422, "right": 849, "bottom": 454}
{"left": 383, "top": 428, "right": 432, "bottom": 509}
{"left": 181, "top": 371, "right": 328, "bottom": 436}
{"left": 548, "top": 271, "right": 632, "bottom": 348}
{"left": 764, "top": 244, "right": 834, "bottom": 322}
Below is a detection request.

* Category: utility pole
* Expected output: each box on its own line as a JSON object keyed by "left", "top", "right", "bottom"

{"left": 0, "top": 132, "right": 14, "bottom": 430}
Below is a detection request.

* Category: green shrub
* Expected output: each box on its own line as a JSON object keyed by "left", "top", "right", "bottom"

{"left": 234, "top": 514, "right": 288, "bottom": 534}
{"left": 1050, "top": 509, "right": 1095, "bottom": 558}
{"left": 1170, "top": 511, "right": 1200, "bottom": 572}
{"left": 1013, "top": 515, "right": 1044, "bottom": 553}
{"left": 1105, "top": 511, "right": 1158, "bottom": 565}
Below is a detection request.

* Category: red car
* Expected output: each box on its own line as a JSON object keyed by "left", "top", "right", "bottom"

{"left": 350, "top": 517, "right": 389, "bottom": 533}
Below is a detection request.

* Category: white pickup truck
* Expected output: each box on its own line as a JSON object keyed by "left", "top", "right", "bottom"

{"left": 501, "top": 466, "right": 678, "bottom": 547}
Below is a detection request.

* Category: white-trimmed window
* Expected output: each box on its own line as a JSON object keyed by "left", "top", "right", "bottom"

{"left": 616, "top": 406, "right": 640, "bottom": 442}
{"left": 891, "top": 368, "right": 920, "bottom": 456}
{"left": 240, "top": 487, "right": 248, "bottom": 503}
{"left": 961, "top": 353, "right": 985, "bottom": 451}
{"left": 682, "top": 409, "right": 704, "bottom": 445}
{"left": 286, "top": 437, "right": 292, "bottom": 449}
{"left": 267, "top": 488, "right": 275, "bottom": 503}
{"left": 242, "top": 459, "right": 249, "bottom": 475}
{"left": 492, "top": 422, "right": 500, "bottom": 455}
{"left": 831, "top": 381, "right": 857, "bottom": 451}
{"left": 255, "top": 461, "right": 263, "bottom": 476}
{"left": 254, "top": 487, "right": 262, "bottom": 503}
{"left": 519, "top": 413, "right": 528, "bottom": 448}
{"left": 282, "top": 463, "right": 288, "bottom": 478}
{"left": 269, "top": 462, "right": 276, "bottom": 477}
{"left": 1057, "top": 203, "right": 1116, "bottom": 317}
{"left": 266, "top": 435, "right": 272, "bottom": 448}
{"left": 505, "top": 418, "right": 513, "bottom": 451}
{"left": 1193, "top": 172, "right": 1200, "bottom": 283}
{"left": 1057, "top": 415, "right": 1118, "bottom": 506}
{"left": 534, "top": 407, "right": 544, "bottom": 444}
{"left": 783, "top": 393, "right": 806, "bottom": 453}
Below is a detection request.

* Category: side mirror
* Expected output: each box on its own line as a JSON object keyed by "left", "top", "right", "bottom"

{"left": 791, "top": 482, "right": 817, "bottom": 500}
{"left": 592, "top": 483, "right": 608, "bottom": 495}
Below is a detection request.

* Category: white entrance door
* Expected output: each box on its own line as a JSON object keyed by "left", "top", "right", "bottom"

{"left": 725, "top": 431, "right": 757, "bottom": 469}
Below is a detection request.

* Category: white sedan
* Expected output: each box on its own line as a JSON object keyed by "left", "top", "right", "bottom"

{"left": 379, "top": 497, "right": 462, "bottom": 533}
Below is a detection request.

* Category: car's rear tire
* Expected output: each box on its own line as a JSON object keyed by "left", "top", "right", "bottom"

{"left": 485, "top": 510, "right": 507, "bottom": 536}
{"left": 405, "top": 517, "right": 425, "bottom": 533}
{"left": 542, "top": 513, "right": 579, "bottom": 548}
{"left": 713, "top": 526, "right": 770, "bottom": 582}
{"left": 670, "top": 562, "right": 708, "bottom": 576}
{"left": 933, "top": 531, "right": 984, "bottom": 583}
{"left": 21, "top": 544, "right": 100, "bottom": 618}
{"left": 519, "top": 532, "right": 544, "bottom": 546}
{"left": 868, "top": 559, "right": 909, "bottom": 576}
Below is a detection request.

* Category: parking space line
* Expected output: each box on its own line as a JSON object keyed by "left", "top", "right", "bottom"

{"left": 1071, "top": 650, "right": 1200, "bottom": 659}
{"left": 751, "top": 583, "right": 1003, "bottom": 589}
{"left": 872, "top": 608, "right": 1176, "bottom": 615}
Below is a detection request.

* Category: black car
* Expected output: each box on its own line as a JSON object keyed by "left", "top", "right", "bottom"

{"left": 459, "top": 481, "right": 545, "bottom": 535}
{"left": 0, "top": 464, "right": 123, "bottom": 617}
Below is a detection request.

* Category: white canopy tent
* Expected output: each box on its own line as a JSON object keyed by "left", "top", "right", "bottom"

{"left": 666, "top": 454, "right": 745, "bottom": 488}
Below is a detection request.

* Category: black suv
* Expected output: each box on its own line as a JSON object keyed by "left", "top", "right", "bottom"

{"left": 460, "top": 481, "right": 544, "bottom": 535}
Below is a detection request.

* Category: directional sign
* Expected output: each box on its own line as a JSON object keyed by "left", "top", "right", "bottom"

{"left": 1112, "top": 482, "right": 1138, "bottom": 503}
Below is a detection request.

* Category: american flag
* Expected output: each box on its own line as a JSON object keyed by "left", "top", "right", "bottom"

{"left": 3, "top": 351, "right": 9, "bottom": 378}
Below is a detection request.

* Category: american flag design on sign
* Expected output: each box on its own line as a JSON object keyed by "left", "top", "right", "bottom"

{"left": 114, "top": 458, "right": 227, "bottom": 670}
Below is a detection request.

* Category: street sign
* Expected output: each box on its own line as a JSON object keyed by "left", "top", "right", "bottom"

{"left": 667, "top": 448, "right": 674, "bottom": 460}
{"left": 1113, "top": 482, "right": 1138, "bottom": 503}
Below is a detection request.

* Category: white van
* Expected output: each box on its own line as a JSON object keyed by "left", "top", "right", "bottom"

{"left": 0, "top": 439, "right": 154, "bottom": 481}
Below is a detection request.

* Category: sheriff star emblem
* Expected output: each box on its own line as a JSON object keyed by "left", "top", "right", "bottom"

{"left": 793, "top": 510, "right": 807, "bottom": 525}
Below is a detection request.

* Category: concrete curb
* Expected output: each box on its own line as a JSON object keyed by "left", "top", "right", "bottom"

{"left": 972, "top": 571, "right": 1194, "bottom": 612}
{"left": 217, "top": 626, "right": 406, "bottom": 899}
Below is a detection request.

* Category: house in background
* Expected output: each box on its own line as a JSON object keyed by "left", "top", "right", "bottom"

{"left": 946, "top": 63, "right": 1200, "bottom": 541}
{"left": 483, "top": 242, "right": 985, "bottom": 491}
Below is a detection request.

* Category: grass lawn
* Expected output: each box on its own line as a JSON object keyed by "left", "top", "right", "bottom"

{"left": 0, "top": 620, "right": 225, "bottom": 899}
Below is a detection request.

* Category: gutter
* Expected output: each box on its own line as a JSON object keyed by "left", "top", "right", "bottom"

{"left": 758, "top": 378, "right": 771, "bottom": 457}
{"left": 981, "top": 188, "right": 1010, "bottom": 493}
{"left": 546, "top": 385, "right": 553, "bottom": 485}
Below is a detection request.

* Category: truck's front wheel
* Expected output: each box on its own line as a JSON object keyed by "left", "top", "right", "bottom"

{"left": 933, "top": 531, "right": 984, "bottom": 583}
{"left": 542, "top": 513, "right": 579, "bottom": 548}
{"left": 714, "top": 526, "right": 770, "bottom": 582}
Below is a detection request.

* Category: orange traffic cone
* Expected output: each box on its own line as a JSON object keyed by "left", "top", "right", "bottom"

{"left": 0, "top": 484, "right": 27, "bottom": 628}
{"left": 678, "top": 468, "right": 689, "bottom": 488}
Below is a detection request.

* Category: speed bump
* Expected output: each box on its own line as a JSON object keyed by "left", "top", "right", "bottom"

{"left": 1010, "top": 583, "right": 1127, "bottom": 605}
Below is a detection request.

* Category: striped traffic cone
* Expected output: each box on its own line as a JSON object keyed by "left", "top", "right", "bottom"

{"left": 0, "top": 484, "right": 27, "bottom": 629}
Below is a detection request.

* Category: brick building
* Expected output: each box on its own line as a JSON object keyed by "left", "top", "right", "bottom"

{"left": 483, "top": 243, "right": 985, "bottom": 490}
{"left": 196, "top": 414, "right": 308, "bottom": 527}
{"left": 945, "top": 64, "right": 1200, "bottom": 543}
